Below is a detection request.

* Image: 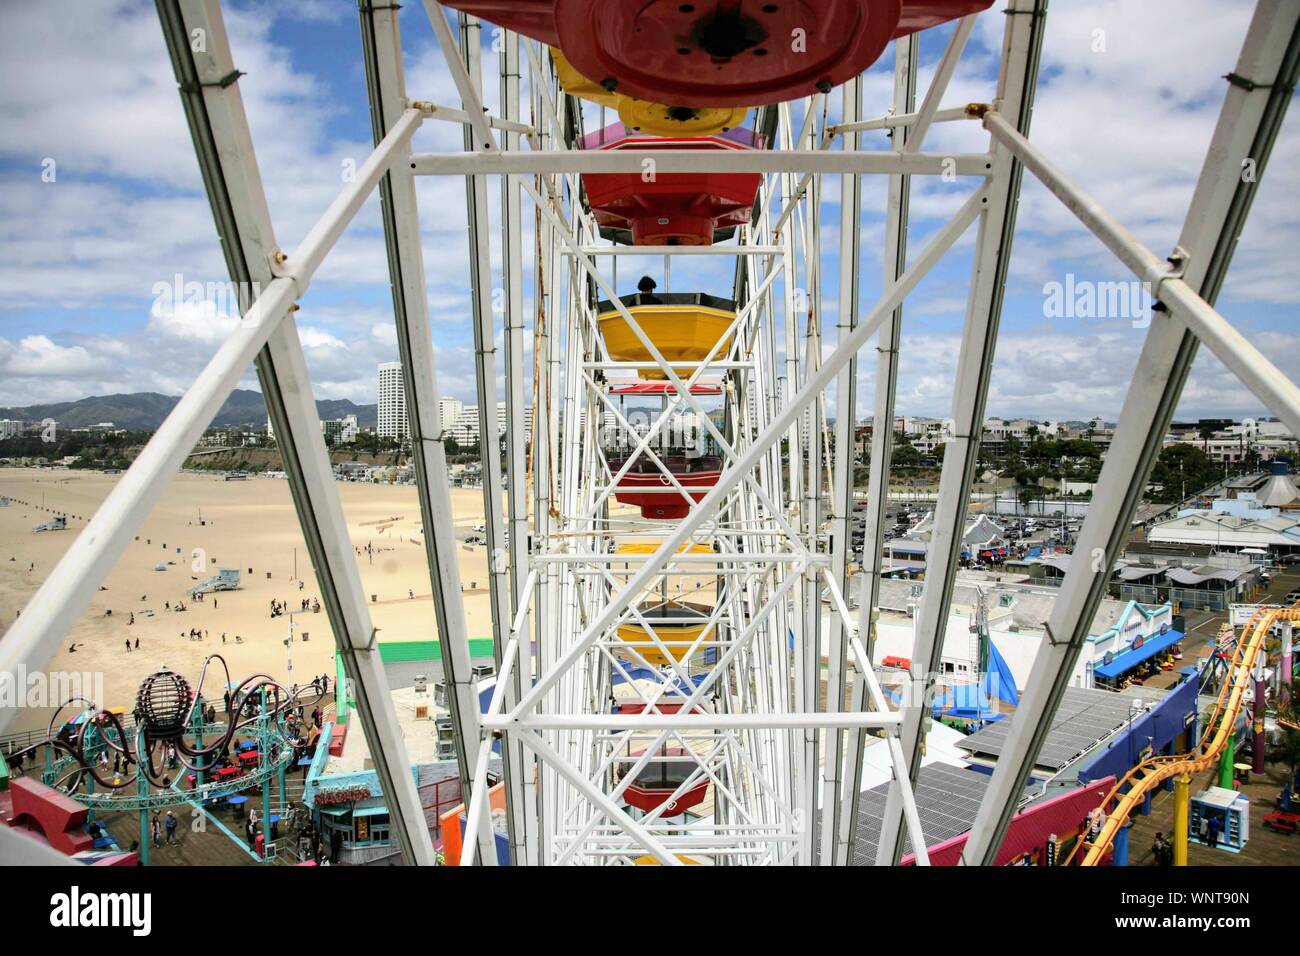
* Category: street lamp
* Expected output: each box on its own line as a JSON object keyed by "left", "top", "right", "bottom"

{"left": 1128, "top": 698, "right": 1146, "bottom": 764}
{"left": 285, "top": 611, "right": 298, "bottom": 684}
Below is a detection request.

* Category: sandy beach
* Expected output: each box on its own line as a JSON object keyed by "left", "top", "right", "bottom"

{"left": 0, "top": 467, "right": 502, "bottom": 734}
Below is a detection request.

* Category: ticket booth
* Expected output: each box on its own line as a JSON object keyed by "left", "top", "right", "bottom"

{"left": 1189, "top": 786, "right": 1249, "bottom": 853}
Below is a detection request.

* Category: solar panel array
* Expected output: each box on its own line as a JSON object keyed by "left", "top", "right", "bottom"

{"left": 852, "top": 762, "right": 1002, "bottom": 864}
{"left": 959, "top": 685, "right": 1164, "bottom": 771}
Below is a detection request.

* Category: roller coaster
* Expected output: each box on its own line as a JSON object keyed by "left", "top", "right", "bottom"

{"left": 1070, "top": 609, "right": 1299, "bottom": 867}
{"left": 8, "top": 656, "right": 317, "bottom": 815}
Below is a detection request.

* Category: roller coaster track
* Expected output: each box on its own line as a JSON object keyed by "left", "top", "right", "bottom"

{"left": 24, "top": 720, "right": 298, "bottom": 813}
{"left": 1068, "top": 608, "right": 1299, "bottom": 866}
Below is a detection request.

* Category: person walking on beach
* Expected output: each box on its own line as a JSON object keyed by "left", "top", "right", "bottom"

{"left": 125, "top": 639, "right": 132, "bottom": 652}
{"left": 134, "top": 637, "right": 139, "bottom": 649}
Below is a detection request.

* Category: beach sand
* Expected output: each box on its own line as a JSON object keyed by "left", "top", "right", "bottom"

{"left": 0, "top": 467, "right": 502, "bottom": 734}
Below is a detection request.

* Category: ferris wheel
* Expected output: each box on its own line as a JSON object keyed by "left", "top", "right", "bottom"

{"left": 1, "top": 0, "right": 1297, "bottom": 868}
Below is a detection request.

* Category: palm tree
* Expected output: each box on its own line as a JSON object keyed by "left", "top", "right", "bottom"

{"left": 1272, "top": 728, "right": 1300, "bottom": 790}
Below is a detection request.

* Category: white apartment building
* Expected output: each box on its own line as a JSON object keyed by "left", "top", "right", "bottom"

{"left": 440, "top": 399, "right": 533, "bottom": 449}
{"left": 438, "top": 397, "right": 463, "bottom": 432}
{"left": 0, "top": 419, "right": 22, "bottom": 440}
{"left": 377, "top": 362, "right": 408, "bottom": 441}
{"left": 322, "top": 414, "right": 359, "bottom": 444}
{"left": 448, "top": 405, "right": 480, "bottom": 447}
{"left": 1227, "top": 418, "right": 1294, "bottom": 441}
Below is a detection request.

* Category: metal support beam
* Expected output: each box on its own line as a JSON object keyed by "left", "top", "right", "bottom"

{"left": 410, "top": 150, "right": 995, "bottom": 177}
{"left": 820, "top": 73, "right": 863, "bottom": 865}
{"left": 878, "top": 0, "right": 1047, "bottom": 865}
{"left": 840, "top": 31, "right": 919, "bottom": 866}
{"left": 357, "top": 0, "right": 499, "bottom": 864}
{"left": 497, "top": 24, "right": 535, "bottom": 865}
{"left": 145, "top": 0, "right": 433, "bottom": 864}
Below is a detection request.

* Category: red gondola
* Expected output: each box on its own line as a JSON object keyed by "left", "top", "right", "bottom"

{"left": 582, "top": 126, "right": 763, "bottom": 246}
{"left": 619, "top": 747, "right": 710, "bottom": 817}
{"left": 611, "top": 455, "right": 722, "bottom": 519}
{"left": 609, "top": 382, "right": 722, "bottom": 395}
{"left": 440, "top": 1, "right": 995, "bottom": 108}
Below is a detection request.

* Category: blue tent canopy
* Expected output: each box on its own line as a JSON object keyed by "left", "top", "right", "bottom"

{"left": 1093, "top": 628, "right": 1184, "bottom": 680}
{"left": 888, "top": 543, "right": 927, "bottom": 555}
{"left": 932, "top": 683, "right": 999, "bottom": 720}
{"left": 983, "top": 641, "right": 1019, "bottom": 707}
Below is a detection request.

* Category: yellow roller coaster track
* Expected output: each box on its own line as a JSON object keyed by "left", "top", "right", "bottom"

{"left": 1068, "top": 606, "right": 1299, "bottom": 867}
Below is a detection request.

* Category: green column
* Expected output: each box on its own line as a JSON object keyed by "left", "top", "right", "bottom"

{"left": 192, "top": 697, "right": 206, "bottom": 788}
{"left": 136, "top": 746, "right": 150, "bottom": 867}
{"left": 334, "top": 652, "right": 350, "bottom": 724}
{"left": 1218, "top": 735, "right": 1236, "bottom": 789}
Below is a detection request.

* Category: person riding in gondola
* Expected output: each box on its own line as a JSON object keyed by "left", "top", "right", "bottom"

{"left": 636, "top": 275, "right": 661, "bottom": 304}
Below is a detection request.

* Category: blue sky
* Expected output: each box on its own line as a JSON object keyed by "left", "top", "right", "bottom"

{"left": 0, "top": 0, "right": 1296, "bottom": 424}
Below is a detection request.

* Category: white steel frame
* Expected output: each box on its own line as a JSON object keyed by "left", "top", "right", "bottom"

{"left": 1, "top": 0, "right": 1296, "bottom": 868}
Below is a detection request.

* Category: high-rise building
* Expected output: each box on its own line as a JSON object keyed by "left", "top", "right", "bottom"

{"left": 377, "top": 362, "right": 407, "bottom": 440}
{"left": 0, "top": 419, "right": 23, "bottom": 440}
{"left": 449, "top": 405, "right": 480, "bottom": 447}
{"left": 322, "top": 414, "right": 359, "bottom": 444}
{"left": 437, "top": 397, "right": 463, "bottom": 433}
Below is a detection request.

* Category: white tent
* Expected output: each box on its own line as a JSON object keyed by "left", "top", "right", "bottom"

{"left": 1258, "top": 462, "right": 1298, "bottom": 507}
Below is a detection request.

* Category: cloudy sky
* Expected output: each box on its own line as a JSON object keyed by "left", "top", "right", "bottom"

{"left": 0, "top": 0, "right": 1295, "bottom": 424}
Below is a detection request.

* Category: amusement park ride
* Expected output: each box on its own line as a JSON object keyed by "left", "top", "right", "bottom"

{"left": 1, "top": 0, "right": 1299, "bottom": 866}
{"left": 6, "top": 657, "right": 317, "bottom": 866}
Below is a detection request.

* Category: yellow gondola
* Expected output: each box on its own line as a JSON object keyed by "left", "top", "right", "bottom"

{"left": 598, "top": 292, "right": 735, "bottom": 380}
{"left": 616, "top": 601, "right": 712, "bottom": 667}
{"left": 552, "top": 50, "right": 750, "bottom": 138}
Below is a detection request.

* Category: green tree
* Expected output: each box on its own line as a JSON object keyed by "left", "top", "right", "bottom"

{"left": 891, "top": 434, "right": 922, "bottom": 468}
{"left": 1149, "top": 442, "right": 1215, "bottom": 503}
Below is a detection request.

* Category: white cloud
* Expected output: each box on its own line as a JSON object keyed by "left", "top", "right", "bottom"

{"left": 147, "top": 300, "right": 240, "bottom": 345}
{"left": 0, "top": 0, "right": 1293, "bottom": 426}
{"left": 0, "top": 335, "right": 106, "bottom": 378}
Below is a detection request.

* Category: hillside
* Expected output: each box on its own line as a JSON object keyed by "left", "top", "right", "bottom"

{"left": 184, "top": 447, "right": 405, "bottom": 472}
{"left": 0, "top": 390, "right": 378, "bottom": 430}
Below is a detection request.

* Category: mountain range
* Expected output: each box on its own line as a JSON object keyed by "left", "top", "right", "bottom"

{"left": 0, "top": 390, "right": 378, "bottom": 431}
